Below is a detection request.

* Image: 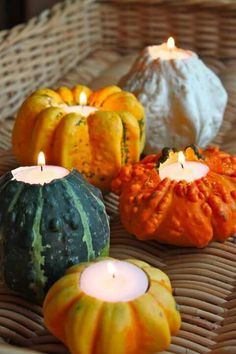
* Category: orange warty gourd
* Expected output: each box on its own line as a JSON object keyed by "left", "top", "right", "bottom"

{"left": 12, "top": 85, "right": 145, "bottom": 192}
{"left": 112, "top": 146, "right": 236, "bottom": 248}
{"left": 43, "top": 258, "right": 181, "bottom": 354}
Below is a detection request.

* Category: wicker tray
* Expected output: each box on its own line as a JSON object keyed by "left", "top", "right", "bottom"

{"left": 1, "top": 1, "right": 236, "bottom": 353}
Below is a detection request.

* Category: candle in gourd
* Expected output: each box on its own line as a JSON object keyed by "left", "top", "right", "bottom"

{"left": 119, "top": 37, "right": 228, "bottom": 154}
{"left": 43, "top": 258, "right": 181, "bottom": 354}
{"left": 159, "top": 151, "right": 209, "bottom": 182}
{"left": 0, "top": 152, "right": 110, "bottom": 302}
{"left": 13, "top": 151, "right": 69, "bottom": 184}
{"left": 62, "top": 91, "right": 98, "bottom": 117}
{"left": 12, "top": 85, "right": 145, "bottom": 192}
{"left": 112, "top": 145, "right": 236, "bottom": 248}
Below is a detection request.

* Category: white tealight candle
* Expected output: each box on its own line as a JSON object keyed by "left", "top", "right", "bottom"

{"left": 80, "top": 260, "right": 149, "bottom": 302}
{"left": 148, "top": 37, "right": 193, "bottom": 61}
{"left": 12, "top": 152, "right": 69, "bottom": 185}
{"left": 61, "top": 91, "right": 97, "bottom": 117}
{"left": 159, "top": 151, "right": 209, "bottom": 183}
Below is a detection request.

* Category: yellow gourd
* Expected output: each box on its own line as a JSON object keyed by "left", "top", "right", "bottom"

{"left": 43, "top": 258, "right": 181, "bottom": 354}
{"left": 12, "top": 85, "right": 145, "bottom": 191}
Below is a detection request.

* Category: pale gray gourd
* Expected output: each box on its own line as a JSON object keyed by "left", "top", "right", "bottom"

{"left": 119, "top": 45, "right": 228, "bottom": 154}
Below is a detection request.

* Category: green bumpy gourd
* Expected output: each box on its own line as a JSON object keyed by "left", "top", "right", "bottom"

{"left": 0, "top": 170, "right": 110, "bottom": 302}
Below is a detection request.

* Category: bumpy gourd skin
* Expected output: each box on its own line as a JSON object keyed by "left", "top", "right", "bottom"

{"left": 119, "top": 47, "right": 228, "bottom": 154}
{"left": 12, "top": 85, "right": 145, "bottom": 192}
{"left": 112, "top": 147, "right": 236, "bottom": 248}
{"left": 0, "top": 170, "right": 110, "bottom": 302}
{"left": 43, "top": 258, "right": 181, "bottom": 354}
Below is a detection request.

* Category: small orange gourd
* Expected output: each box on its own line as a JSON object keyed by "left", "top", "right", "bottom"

{"left": 43, "top": 258, "right": 181, "bottom": 354}
{"left": 12, "top": 85, "right": 145, "bottom": 192}
{"left": 112, "top": 146, "right": 236, "bottom": 248}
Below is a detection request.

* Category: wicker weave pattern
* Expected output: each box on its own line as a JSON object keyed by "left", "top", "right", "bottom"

{"left": 100, "top": 0, "right": 236, "bottom": 57}
{"left": 0, "top": 0, "right": 102, "bottom": 126}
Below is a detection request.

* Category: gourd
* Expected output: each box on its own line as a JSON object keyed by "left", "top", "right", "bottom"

{"left": 112, "top": 146, "right": 236, "bottom": 248}
{"left": 0, "top": 169, "right": 110, "bottom": 302}
{"left": 43, "top": 258, "right": 181, "bottom": 354}
{"left": 119, "top": 48, "right": 228, "bottom": 154}
{"left": 12, "top": 85, "right": 145, "bottom": 192}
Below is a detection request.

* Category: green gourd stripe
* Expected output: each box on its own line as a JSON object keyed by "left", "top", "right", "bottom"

{"left": 74, "top": 173, "right": 105, "bottom": 209}
{"left": 31, "top": 188, "right": 47, "bottom": 300}
{"left": 138, "top": 119, "right": 144, "bottom": 140}
{"left": 62, "top": 180, "right": 95, "bottom": 259}
{"left": 7, "top": 184, "right": 24, "bottom": 213}
{"left": 73, "top": 174, "right": 110, "bottom": 234}
{"left": 120, "top": 118, "right": 129, "bottom": 165}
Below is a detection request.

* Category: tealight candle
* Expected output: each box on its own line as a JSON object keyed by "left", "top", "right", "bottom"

{"left": 148, "top": 36, "right": 193, "bottom": 60}
{"left": 62, "top": 91, "right": 98, "bottom": 117}
{"left": 80, "top": 259, "right": 149, "bottom": 302}
{"left": 159, "top": 151, "right": 209, "bottom": 182}
{"left": 12, "top": 151, "right": 69, "bottom": 185}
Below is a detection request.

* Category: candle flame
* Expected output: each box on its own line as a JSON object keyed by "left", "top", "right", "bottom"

{"left": 167, "top": 37, "right": 175, "bottom": 50}
{"left": 79, "top": 91, "right": 87, "bottom": 106}
{"left": 107, "top": 261, "right": 116, "bottom": 278}
{"left": 178, "top": 151, "right": 185, "bottom": 169}
{"left": 38, "top": 151, "right": 46, "bottom": 166}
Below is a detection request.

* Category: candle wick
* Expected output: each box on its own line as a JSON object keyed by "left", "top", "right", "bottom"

{"left": 40, "top": 165, "right": 43, "bottom": 172}
{"left": 180, "top": 163, "right": 184, "bottom": 169}
{"left": 112, "top": 273, "right": 115, "bottom": 279}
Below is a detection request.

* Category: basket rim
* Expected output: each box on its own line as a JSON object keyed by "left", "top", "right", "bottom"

{"left": 0, "top": 0, "right": 96, "bottom": 50}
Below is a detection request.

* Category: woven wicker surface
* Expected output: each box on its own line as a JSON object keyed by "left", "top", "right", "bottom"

{"left": 0, "top": 0, "right": 236, "bottom": 353}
